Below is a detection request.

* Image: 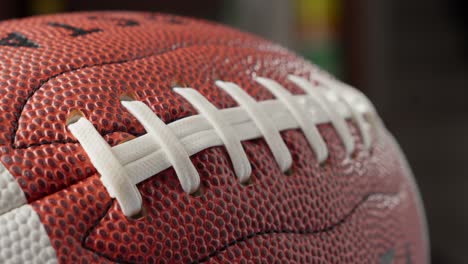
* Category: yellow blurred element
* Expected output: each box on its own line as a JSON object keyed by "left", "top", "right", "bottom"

{"left": 294, "top": 0, "right": 343, "bottom": 77}
{"left": 30, "top": 0, "right": 66, "bottom": 15}
{"left": 295, "top": 0, "right": 341, "bottom": 30}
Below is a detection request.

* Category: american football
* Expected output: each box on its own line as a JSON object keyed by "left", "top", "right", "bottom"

{"left": 0, "top": 11, "right": 428, "bottom": 263}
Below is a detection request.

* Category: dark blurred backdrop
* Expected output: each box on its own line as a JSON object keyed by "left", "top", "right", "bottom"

{"left": 0, "top": 0, "right": 466, "bottom": 263}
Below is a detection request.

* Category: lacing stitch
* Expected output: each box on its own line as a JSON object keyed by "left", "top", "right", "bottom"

{"left": 255, "top": 77, "right": 329, "bottom": 162}
{"left": 121, "top": 98, "right": 200, "bottom": 194}
{"left": 173, "top": 88, "right": 252, "bottom": 183}
{"left": 67, "top": 115, "right": 142, "bottom": 217}
{"left": 67, "top": 73, "right": 376, "bottom": 217}
{"left": 216, "top": 80, "right": 292, "bottom": 172}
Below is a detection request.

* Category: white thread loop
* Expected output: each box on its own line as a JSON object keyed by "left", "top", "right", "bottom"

{"left": 312, "top": 73, "right": 372, "bottom": 149}
{"left": 68, "top": 117, "right": 142, "bottom": 217}
{"left": 288, "top": 75, "right": 355, "bottom": 156}
{"left": 255, "top": 77, "right": 328, "bottom": 163}
{"left": 121, "top": 100, "right": 200, "bottom": 194}
{"left": 216, "top": 81, "right": 292, "bottom": 172}
{"left": 173, "top": 87, "right": 252, "bottom": 183}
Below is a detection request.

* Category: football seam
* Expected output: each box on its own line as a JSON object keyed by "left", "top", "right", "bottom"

{"left": 10, "top": 43, "right": 291, "bottom": 149}
{"left": 196, "top": 191, "right": 401, "bottom": 263}
{"left": 76, "top": 190, "right": 400, "bottom": 264}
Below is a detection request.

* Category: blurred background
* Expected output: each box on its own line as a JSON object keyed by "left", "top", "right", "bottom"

{"left": 0, "top": 0, "right": 466, "bottom": 263}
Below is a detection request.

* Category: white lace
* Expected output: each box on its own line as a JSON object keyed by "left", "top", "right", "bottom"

{"left": 67, "top": 73, "right": 377, "bottom": 217}
{"left": 216, "top": 81, "right": 292, "bottom": 172}
{"left": 173, "top": 88, "right": 252, "bottom": 183}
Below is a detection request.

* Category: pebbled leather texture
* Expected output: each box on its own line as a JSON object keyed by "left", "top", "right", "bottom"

{"left": 0, "top": 11, "right": 428, "bottom": 263}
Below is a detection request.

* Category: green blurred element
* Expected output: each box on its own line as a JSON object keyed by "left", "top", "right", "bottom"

{"left": 294, "top": 0, "right": 343, "bottom": 77}
{"left": 299, "top": 41, "right": 343, "bottom": 78}
{"left": 296, "top": 0, "right": 340, "bottom": 29}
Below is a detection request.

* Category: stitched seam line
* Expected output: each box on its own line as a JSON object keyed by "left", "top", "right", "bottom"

{"left": 76, "top": 191, "right": 398, "bottom": 264}
{"left": 195, "top": 191, "right": 394, "bottom": 263}
{"left": 10, "top": 42, "right": 285, "bottom": 149}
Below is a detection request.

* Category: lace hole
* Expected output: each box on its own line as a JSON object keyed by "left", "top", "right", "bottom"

{"left": 127, "top": 206, "right": 147, "bottom": 221}
{"left": 120, "top": 92, "right": 136, "bottom": 102}
{"left": 190, "top": 185, "right": 204, "bottom": 197}
{"left": 66, "top": 109, "right": 85, "bottom": 126}
{"left": 284, "top": 167, "right": 294, "bottom": 176}
{"left": 240, "top": 177, "right": 253, "bottom": 187}
{"left": 319, "top": 159, "right": 328, "bottom": 169}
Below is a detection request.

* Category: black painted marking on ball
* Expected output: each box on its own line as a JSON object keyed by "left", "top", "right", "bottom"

{"left": 87, "top": 16, "right": 140, "bottom": 27}
{"left": 47, "top": 22, "right": 102, "bottom": 37}
{"left": 116, "top": 19, "right": 140, "bottom": 27}
{"left": 145, "top": 14, "right": 187, "bottom": 25}
{"left": 0, "top": 32, "right": 39, "bottom": 48}
{"left": 165, "top": 16, "right": 186, "bottom": 24}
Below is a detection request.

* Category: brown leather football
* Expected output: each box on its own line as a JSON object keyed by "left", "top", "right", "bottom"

{"left": 0, "top": 11, "right": 428, "bottom": 263}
